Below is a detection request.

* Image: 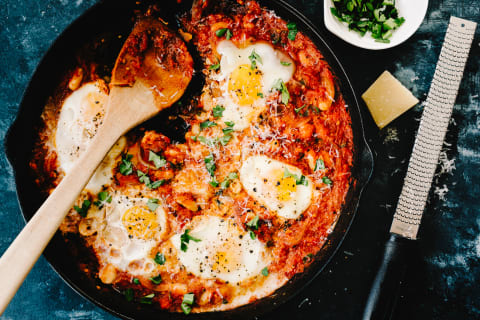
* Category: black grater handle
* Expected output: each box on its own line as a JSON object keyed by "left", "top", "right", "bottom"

{"left": 362, "top": 233, "right": 416, "bottom": 320}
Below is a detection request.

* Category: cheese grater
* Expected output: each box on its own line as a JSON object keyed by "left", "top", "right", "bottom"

{"left": 391, "top": 17, "right": 478, "bottom": 240}
{"left": 363, "top": 16, "right": 477, "bottom": 320}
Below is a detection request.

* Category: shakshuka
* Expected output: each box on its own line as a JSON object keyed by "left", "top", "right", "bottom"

{"left": 30, "top": 0, "right": 353, "bottom": 314}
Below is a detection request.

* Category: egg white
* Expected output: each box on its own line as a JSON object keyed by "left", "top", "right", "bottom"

{"left": 54, "top": 80, "right": 128, "bottom": 195}
{"left": 84, "top": 137, "right": 126, "bottom": 195}
{"left": 239, "top": 155, "right": 313, "bottom": 219}
{"left": 171, "top": 215, "right": 270, "bottom": 283}
{"left": 55, "top": 81, "right": 108, "bottom": 173}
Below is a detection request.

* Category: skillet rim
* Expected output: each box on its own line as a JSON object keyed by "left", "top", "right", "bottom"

{"left": 4, "top": 0, "right": 374, "bottom": 319}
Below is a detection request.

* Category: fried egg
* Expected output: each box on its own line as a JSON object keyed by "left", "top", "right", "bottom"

{"left": 93, "top": 190, "right": 168, "bottom": 276}
{"left": 214, "top": 41, "right": 294, "bottom": 130}
{"left": 54, "top": 80, "right": 126, "bottom": 194}
{"left": 171, "top": 215, "right": 270, "bottom": 283}
{"left": 55, "top": 80, "right": 108, "bottom": 173}
{"left": 239, "top": 155, "right": 313, "bottom": 219}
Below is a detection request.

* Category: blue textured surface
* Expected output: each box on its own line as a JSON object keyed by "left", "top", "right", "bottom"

{"left": 0, "top": 0, "right": 479, "bottom": 319}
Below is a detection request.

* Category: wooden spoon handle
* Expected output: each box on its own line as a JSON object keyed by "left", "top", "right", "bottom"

{"left": 0, "top": 116, "right": 122, "bottom": 315}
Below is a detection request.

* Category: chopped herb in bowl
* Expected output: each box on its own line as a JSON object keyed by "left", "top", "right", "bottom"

{"left": 330, "top": 0, "right": 405, "bottom": 43}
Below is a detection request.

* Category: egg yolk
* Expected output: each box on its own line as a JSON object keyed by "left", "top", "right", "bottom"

{"left": 228, "top": 64, "right": 263, "bottom": 106}
{"left": 122, "top": 206, "right": 159, "bottom": 240}
{"left": 275, "top": 172, "right": 297, "bottom": 202}
{"left": 212, "top": 251, "right": 239, "bottom": 273}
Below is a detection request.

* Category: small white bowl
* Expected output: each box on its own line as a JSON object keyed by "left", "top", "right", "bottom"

{"left": 324, "top": 0, "right": 429, "bottom": 50}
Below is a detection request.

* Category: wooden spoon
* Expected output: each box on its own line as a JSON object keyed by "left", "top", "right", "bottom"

{"left": 0, "top": 17, "right": 193, "bottom": 314}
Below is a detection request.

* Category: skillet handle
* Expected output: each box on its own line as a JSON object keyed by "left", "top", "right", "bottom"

{"left": 362, "top": 234, "right": 415, "bottom": 320}
{"left": 0, "top": 115, "right": 123, "bottom": 315}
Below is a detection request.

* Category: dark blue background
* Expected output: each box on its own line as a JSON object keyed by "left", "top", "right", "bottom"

{"left": 0, "top": 0, "right": 479, "bottom": 319}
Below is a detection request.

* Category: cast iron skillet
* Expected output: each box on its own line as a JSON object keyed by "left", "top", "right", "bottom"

{"left": 5, "top": 0, "right": 374, "bottom": 319}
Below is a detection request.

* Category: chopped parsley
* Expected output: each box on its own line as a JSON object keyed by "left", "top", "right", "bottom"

{"left": 294, "top": 104, "right": 307, "bottom": 114}
{"left": 220, "top": 121, "right": 235, "bottom": 145}
{"left": 226, "top": 29, "right": 233, "bottom": 40}
{"left": 200, "top": 120, "right": 217, "bottom": 130}
{"left": 295, "top": 104, "right": 320, "bottom": 116}
{"left": 119, "top": 154, "right": 133, "bottom": 175}
{"left": 137, "top": 170, "right": 149, "bottom": 184}
{"left": 322, "top": 176, "right": 333, "bottom": 185}
{"left": 181, "top": 293, "right": 195, "bottom": 314}
{"left": 209, "top": 62, "right": 220, "bottom": 70}
{"left": 133, "top": 278, "right": 140, "bottom": 285}
{"left": 220, "top": 172, "right": 238, "bottom": 189}
{"left": 222, "top": 125, "right": 235, "bottom": 135}
{"left": 297, "top": 175, "right": 308, "bottom": 186}
{"left": 124, "top": 288, "right": 134, "bottom": 302}
{"left": 284, "top": 168, "right": 308, "bottom": 186}
{"left": 181, "top": 303, "right": 192, "bottom": 314}
{"left": 204, "top": 154, "right": 217, "bottom": 187}
{"left": 261, "top": 267, "right": 269, "bottom": 276}
{"left": 213, "top": 105, "right": 225, "bottom": 118}
{"left": 137, "top": 170, "right": 165, "bottom": 189}
{"left": 280, "top": 61, "right": 292, "bottom": 66}
{"left": 272, "top": 78, "right": 290, "bottom": 105}
{"left": 315, "top": 159, "right": 325, "bottom": 171}
{"left": 248, "top": 49, "right": 262, "bottom": 70}
{"left": 196, "top": 136, "right": 216, "bottom": 147}
{"left": 286, "top": 22, "right": 298, "bottom": 40}
{"left": 218, "top": 133, "right": 233, "bottom": 146}
{"left": 204, "top": 154, "right": 216, "bottom": 177}
{"left": 147, "top": 198, "right": 159, "bottom": 211}
{"left": 257, "top": 92, "right": 264, "bottom": 98}
{"left": 94, "top": 191, "right": 111, "bottom": 209}
{"left": 196, "top": 122, "right": 234, "bottom": 148}
{"left": 149, "top": 179, "right": 166, "bottom": 189}
{"left": 139, "top": 293, "right": 155, "bottom": 304}
{"left": 74, "top": 200, "right": 91, "bottom": 217}
{"left": 246, "top": 215, "right": 260, "bottom": 230}
{"left": 224, "top": 121, "right": 235, "bottom": 128}
{"left": 330, "top": 0, "right": 405, "bottom": 43}
{"left": 154, "top": 252, "right": 166, "bottom": 265}
{"left": 215, "top": 28, "right": 232, "bottom": 40}
{"left": 148, "top": 151, "right": 167, "bottom": 169}
{"left": 215, "top": 28, "right": 228, "bottom": 37}
{"left": 209, "top": 177, "right": 219, "bottom": 188}
{"left": 303, "top": 253, "right": 314, "bottom": 263}
{"left": 249, "top": 230, "right": 256, "bottom": 240}
{"left": 183, "top": 293, "right": 195, "bottom": 305}
{"left": 180, "top": 229, "right": 201, "bottom": 252}
{"left": 197, "top": 134, "right": 232, "bottom": 148}
{"left": 149, "top": 274, "right": 162, "bottom": 285}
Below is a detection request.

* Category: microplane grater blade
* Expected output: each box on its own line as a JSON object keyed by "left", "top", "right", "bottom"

{"left": 390, "top": 17, "right": 476, "bottom": 240}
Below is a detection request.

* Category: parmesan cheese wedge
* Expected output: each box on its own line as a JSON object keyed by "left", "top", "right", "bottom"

{"left": 362, "top": 71, "right": 419, "bottom": 129}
